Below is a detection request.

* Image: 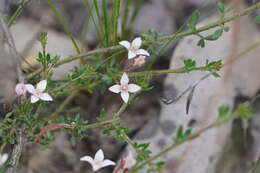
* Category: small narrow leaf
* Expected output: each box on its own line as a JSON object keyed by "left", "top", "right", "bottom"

{"left": 183, "top": 59, "right": 196, "bottom": 71}
{"left": 190, "top": 10, "right": 200, "bottom": 26}
{"left": 218, "top": 105, "right": 230, "bottom": 118}
{"left": 186, "top": 86, "right": 196, "bottom": 114}
{"left": 223, "top": 26, "right": 229, "bottom": 32}
{"left": 197, "top": 38, "right": 205, "bottom": 48}
{"left": 204, "top": 29, "right": 223, "bottom": 41}
{"left": 217, "top": 2, "right": 225, "bottom": 14}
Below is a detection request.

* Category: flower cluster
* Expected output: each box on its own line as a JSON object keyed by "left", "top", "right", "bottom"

{"left": 109, "top": 37, "right": 149, "bottom": 103}
{"left": 13, "top": 38, "right": 145, "bottom": 172}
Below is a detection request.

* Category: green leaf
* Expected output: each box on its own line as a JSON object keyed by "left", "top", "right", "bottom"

{"left": 204, "top": 29, "right": 223, "bottom": 41}
{"left": 190, "top": 10, "right": 200, "bottom": 26}
{"left": 218, "top": 105, "right": 230, "bottom": 118}
{"left": 236, "top": 104, "right": 253, "bottom": 119}
{"left": 223, "top": 26, "right": 229, "bottom": 32}
{"left": 183, "top": 59, "right": 196, "bottom": 71}
{"left": 184, "top": 128, "right": 191, "bottom": 137}
{"left": 256, "top": 16, "right": 260, "bottom": 23}
{"left": 97, "top": 108, "right": 106, "bottom": 121}
{"left": 212, "top": 72, "right": 221, "bottom": 78}
{"left": 197, "top": 38, "right": 205, "bottom": 48}
{"left": 205, "top": 60, "right": 222, "bottom": 70}
{"left": 177, "top": 126, "right": 183, "bottom": 139}
{"left": 217, "top": 2, "right": 225, "bottom": 14}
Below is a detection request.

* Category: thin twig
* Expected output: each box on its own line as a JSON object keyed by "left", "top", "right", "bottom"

{"left": 6, "top": 128, "right": 26, "bottom": 173}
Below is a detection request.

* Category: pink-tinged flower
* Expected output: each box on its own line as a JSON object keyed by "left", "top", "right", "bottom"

{"left": 80, "top": 149, "right": 115, "bottom": 172}
{"left": 25, "top": 80, "right": 53, "bottom": 103}
{"left": 114, "top": 152, "right": 136, "bottom": 173}
{"left": 133, "top": 55, "right": 146, "bottom": 67}
{"left": 15, "top": 83, "right": 27, "bottom": 96}
{"left": 119, "top": 37, "right": 150, "bottom": 59}
{"left": 0, "top": 153, "right": 8, "bottom": 166}
{"left": 109, "top": 73, "right": 141, "bottom": 103}
{"left": 122, "top": 152, "right": 136, "bottom": 171}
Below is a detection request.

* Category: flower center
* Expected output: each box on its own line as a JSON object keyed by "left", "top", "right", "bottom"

{"left": 33, "top": 89, "right": 42, "bottom": 97}
{"left": 120, "top": 84, "right": 129, "bottom": 92}
{"left": 93, "top": 160, "right": 103, "bottom": 166}
{"left": 129, "top": 46, "right": 138, "bottom": 53}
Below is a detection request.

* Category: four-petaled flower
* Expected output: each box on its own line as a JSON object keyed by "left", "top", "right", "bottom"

{"left": 15, "top": 83, "right": 27, "bottom": 96}
{"left": 0, "top": 153, "right": 8, "bottom": 166}
{"left": 80, "top": 149, "right": 115, "bottom": 172}
{"left": 119, "top": 37, "right": 150, "bottom": 59}
{"left": 109, "top": 73, "right": 141, "bottom": 103}
{"left": 25, "top": 80, "right": 53, "bottom": 103}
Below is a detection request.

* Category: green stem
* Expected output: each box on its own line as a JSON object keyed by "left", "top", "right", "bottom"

{"left": 8, "top": 0, "right": 31, "bottom": 27}
{"left": 129, "top": 66, "right": 212, "bottom": 77}
{"left": 84, "top": 118, "right": 120, "bottom": 129}
{"left": 47, "top": 0, "right": 81, "bottom": 54}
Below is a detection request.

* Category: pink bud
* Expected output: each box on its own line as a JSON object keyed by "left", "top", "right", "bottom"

{"left": 15, "top": 83, "right": 27, "bottom": 96}
{"left": 133, "top": 55, "right": 146, "bottom": 67}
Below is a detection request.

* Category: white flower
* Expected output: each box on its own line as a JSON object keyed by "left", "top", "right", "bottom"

{"left": 122, "top": 152, "right": 136, "bottom": 170}
{"left": 15, "top": 83, "right": 27, "bottom": 96}
{"left": 119, "top": 37, "right": 150, "bottom": 59}
{"left": 0, "top": 153, "right": 8, "bottom": 166}
{"left": 80, "top": 149, "right": 115, "bottom": 172}
{"left": 25, "top": 80, "right": 53, "bottom": 103}
{"left": 109, "top": 73, "right": 141, "bottom": 103}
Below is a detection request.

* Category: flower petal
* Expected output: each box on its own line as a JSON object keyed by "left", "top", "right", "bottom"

{"left": 94, "top": 149, "right": 104, "bottom": 161}
{"left": 40, "top": 93, "right": 53, "bottom": 101}
{"left": 120, "top": 73, "right": 129, "bottom": 84}
{"left": 132, "top": 37, "right": 141, "bottom": 49}
{"left": 36, "top": 80, "right": 47, "bottom": 92}
{"left": 31, "top": 95, "right": 39, "bottom": 103}
{"left": 119, "top": 41, "right": 131, "bottom": 49}
{"left": 80, "top": 156, "right": 94, "bottom": 163}
{"left": 128, "top": 51, "right": 137, "bottom": 59}
{"left": 25, "top": 84, "right": 35, "bottom": 94}
{"left": 124, "top": 152, "right": 136, "bottom": 169}
{"left": 0, "top": 154, "right": 8, "bottom": 165}
{"left": 102, "top": 159, "right": 116, "bottom": 167}
{"left": 109, "top": 85, "right": 120, "bottom": 93}
{"left": 92, "top": 164, "right": 103, "bottom": 172}
{"left": 136, "top": 49, "right": 150, "bottom": 56}
{"left": 121, "top": 92, "right": 129, "bottom": 103}
{"left": 15, "top": 83, "right": 27, "bottom": 96}
{"left": 128, "top": 84, "right": 141, "bottom": 93}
